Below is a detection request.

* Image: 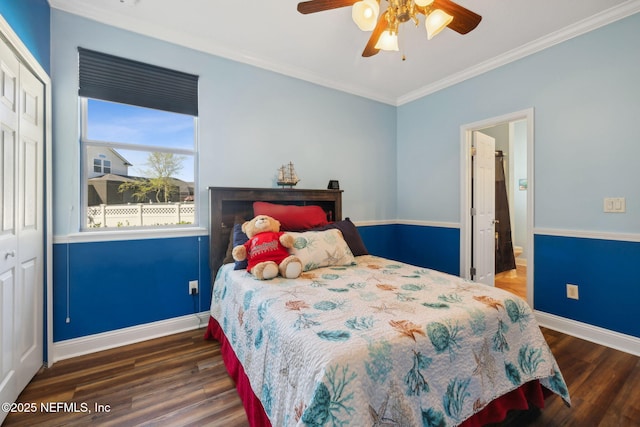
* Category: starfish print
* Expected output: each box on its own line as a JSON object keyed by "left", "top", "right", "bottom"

{"left": 277, "top": 286, "right": 310, "bottom": 299}
{"left": 473, "top": 295, "right": 504, "bottom": 310}
{"left": 363, "top": 273, "right": 384, "bottom": 283}
{"left": 286, "top": 300, "right": 309, "bottom": 311}
{"left": 322, "top": 248, "right": 344, "bottom": 265}
{"left": 369, "top": 394, "right": 397, "bottom": 427}
{"left": 472, "top": 337, "right": 498, "bottom": 388}
{"left": 370, "top": 302, "right": 399, "bottom": 315}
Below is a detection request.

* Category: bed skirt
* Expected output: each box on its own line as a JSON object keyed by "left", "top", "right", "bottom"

{"left": 205, "top": 316, "right": 550, "bottom": 427}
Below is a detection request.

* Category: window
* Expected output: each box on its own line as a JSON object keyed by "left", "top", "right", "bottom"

{"left": 78, "top": 48, "right": 198, "bottom": 230}
{"left": 93, "top": 158, "right": 111, "bottom": 174}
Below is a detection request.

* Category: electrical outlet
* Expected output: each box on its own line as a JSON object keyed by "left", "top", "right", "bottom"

{"left": 189, "top": 280, "right": 198, "bottom": 295}
{"left": 566, "top": 284, "right": 579, "bottom": 300}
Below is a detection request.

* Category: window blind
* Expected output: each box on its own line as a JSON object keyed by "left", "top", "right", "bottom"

{"left": 78, "top": 47, "right": 198, "bottom": 116}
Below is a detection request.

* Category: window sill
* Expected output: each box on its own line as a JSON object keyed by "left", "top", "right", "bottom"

{"left": 54, "top": 226, "right": 208, "bottom": 244}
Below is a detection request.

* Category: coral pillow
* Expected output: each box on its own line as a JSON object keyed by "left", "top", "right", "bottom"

{"left": 253, "top": 201, "right": 329, "bottom": 231}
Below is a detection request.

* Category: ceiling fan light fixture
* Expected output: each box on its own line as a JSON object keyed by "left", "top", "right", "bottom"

{"left": 352, "top": 0, "right": 380, "bottom": 31}
{"left": 425, "top": 9, "right": 453, "bottom": 40}
{"left": 296, "top": 0, "right": 481, "bottom": 58}
{"left": 374, "top": 29, "right": 399, "bottom": 51}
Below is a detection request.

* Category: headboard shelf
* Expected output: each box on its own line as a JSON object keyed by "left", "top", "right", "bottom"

{"left": 208, "top": 187, "right": 343, "bottom": 278}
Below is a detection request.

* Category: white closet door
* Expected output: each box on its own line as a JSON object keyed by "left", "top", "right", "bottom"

{"left": 0, "top": 35, "right": 44, "bottom": 422}
{"left": 0, "top": 35, "right": 21, "bottom": 413}
{"left": 16, "top": 55, "right": 44, "bottom": 393}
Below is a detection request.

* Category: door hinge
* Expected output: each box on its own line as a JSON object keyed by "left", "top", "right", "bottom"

{"left": 470, "top": 208, "right": 476, "bottom": 216}
{"left": 470, "top": 267, "right": 476, "bottom": 277}
{"left": 471, "top": 147, "right": 477, "bottom": 156}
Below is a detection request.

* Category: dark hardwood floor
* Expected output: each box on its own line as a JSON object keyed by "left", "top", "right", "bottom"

{"left": 3, "top": 326, "right": 639, "bottom": 426}
{"left": 3, "top": 328, "right": 249, "bottom": 427}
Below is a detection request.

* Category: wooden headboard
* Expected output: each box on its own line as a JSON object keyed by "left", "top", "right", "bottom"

{"left": 208, "top": 187, "right": 343, "bottom": 278}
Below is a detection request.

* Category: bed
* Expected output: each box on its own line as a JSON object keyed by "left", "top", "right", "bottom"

{"left": 205, "top": 187, "right": 570, "bottom": 426}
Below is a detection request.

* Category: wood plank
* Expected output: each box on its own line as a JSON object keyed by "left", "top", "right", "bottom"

{"left": 495, "top": 265, "right": 526, "bottom": 299}
{"left": 3, "top": 326, "right": 639, "bottom": 426}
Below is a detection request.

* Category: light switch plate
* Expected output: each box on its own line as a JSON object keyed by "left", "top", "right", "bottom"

{"left": 603, "top": 197, "right": 625, "bottom": 213}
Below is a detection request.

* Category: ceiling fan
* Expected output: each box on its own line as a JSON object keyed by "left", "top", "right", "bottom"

{"left": 297, "top": 0, "right": 482, "bottom": 57}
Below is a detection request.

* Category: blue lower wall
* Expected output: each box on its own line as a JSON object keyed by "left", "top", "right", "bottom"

{"left": 361, "top": 226, "right": 639, "bottom": 339}
{"left": 359, "top": 224, "right": 460, "bottom": 275}
{"left": 52, "top": 227, "right": 638, "bottom": 342}
{"left": 534, "top": 234, "right": 639, "bottom": 338}
{"left": 53, "top": 235, "right": 210, "bottom": 342}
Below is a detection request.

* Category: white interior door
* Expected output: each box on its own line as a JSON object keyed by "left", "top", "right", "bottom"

{"left": 0, "top": 36, "right": 44, "bottom": 422}
{"left": 16, "top": 53, "right": 44, "bottom": 393}
{"left": 0, "top": 34, "right": 20, "bottom": 414}
{"left": 472, "top": 131, "right": 496, "bottom": 286}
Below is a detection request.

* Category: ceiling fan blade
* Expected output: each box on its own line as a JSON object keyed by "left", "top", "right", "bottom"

{"left": 297, "top": 0, "right": 359, "bottom": 14}
{"left": 433, "top": 0, "right": 482, "bottom": 34}
{"left": 362, "top": 10, "right": 388, "bottom": 57}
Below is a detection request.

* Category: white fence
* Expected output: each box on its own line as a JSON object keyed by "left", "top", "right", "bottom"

{"left": 87, "top": 203, "right": 195, "bottom": 228}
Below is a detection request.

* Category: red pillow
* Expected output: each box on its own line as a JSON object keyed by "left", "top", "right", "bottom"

{"left": 253, "top": 201, "right": 329, "bottom": 231}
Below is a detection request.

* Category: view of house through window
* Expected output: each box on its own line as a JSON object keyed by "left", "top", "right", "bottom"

{"left": 82, "top": 98, "right": 196, "bottom": 229}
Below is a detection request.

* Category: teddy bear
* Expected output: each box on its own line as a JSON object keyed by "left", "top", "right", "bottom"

{"left": 232, "top": 215, "right": 303, "bottom": 280}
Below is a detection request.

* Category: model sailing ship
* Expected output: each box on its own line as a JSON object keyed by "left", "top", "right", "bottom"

{"left": 277, "top": 162, "right": 300, "bottom": 187}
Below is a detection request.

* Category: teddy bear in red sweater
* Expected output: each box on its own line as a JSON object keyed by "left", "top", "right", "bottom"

{"left": 232, "top": 215, "right": 302, "bottom": 280}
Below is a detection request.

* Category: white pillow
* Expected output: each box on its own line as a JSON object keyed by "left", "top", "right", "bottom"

{"left": 288, "top": 229, "right": 356, "bottom": 271}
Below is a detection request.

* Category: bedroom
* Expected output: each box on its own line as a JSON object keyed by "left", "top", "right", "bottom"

{"left": 0, "top": 0, "right": 638, "bottom": 425}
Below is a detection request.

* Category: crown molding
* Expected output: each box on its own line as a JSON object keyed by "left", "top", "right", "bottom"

{"left": 47, "top": 0, "right": 396, "bottom": 105}
{"left": 49, "top": 0, "right": 640, "bottom": 107}
{"left": 397, "top": 0, "right": 640, "bottom": 105}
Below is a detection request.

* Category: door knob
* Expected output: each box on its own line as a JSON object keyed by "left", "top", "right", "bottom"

{"left": 5, "top": 250, "right": 16, "bottom": 259}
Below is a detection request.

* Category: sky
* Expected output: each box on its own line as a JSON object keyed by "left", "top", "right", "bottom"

{"left": 86, "top": 99, "right": 195, "bottom": 181}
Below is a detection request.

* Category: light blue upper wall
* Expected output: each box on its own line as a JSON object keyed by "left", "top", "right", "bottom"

{"left": 50, "top": 10, "right": 397, "bottom": 236}
{"left": 0, "top": 0, "right": 50, "bottom": 73}
{"left": 397, "top": 13, "right": 640, "bottom": 234}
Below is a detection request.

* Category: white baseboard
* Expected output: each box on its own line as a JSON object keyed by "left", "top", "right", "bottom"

{"left": 51, "top": 309, "right": 638, "bottom": 366}
{"left": 51, "top": 311, "right": 211, "bottom": 364}
{"left": 535, "top": 310, "right": 640, "bottom": 357}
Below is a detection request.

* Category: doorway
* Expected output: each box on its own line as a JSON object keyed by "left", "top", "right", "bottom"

{"left": 460, "top": 109, "right": 534, "bottom": 305}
